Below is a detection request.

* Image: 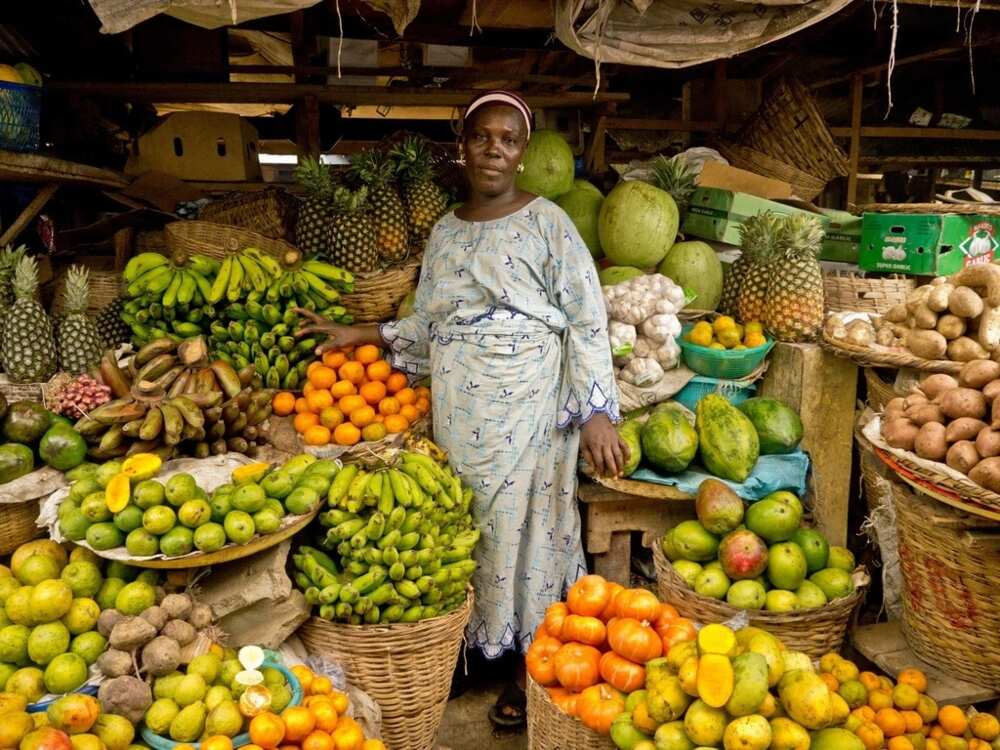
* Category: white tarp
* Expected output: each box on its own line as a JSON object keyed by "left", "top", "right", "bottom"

{"left": 555, "top": 0, "right": 853, "bottom": 70}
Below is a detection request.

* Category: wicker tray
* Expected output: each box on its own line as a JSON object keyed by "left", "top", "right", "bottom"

{"left": 863, "top": 367, "right": 900, "bottom": 411}
{"left": 526, "top": 676, "right": 615, "bottom": 750}
{"left": 340, "top": 254, "right": 422, "bottom": 324}
{"left": 821, "top": 332, "right": 964, "bottom": 373}
{"left": 198, "top": 188, "right": 295, "bottom": 240}
{"left": 297, "top": 589, "right": 473, "bottom": 750}
{"left": 822, "top": 271, "right": 915, "bottom": 315}
{"left": 861, "top": 203, "right": 1000, "bottom": 216}
{"left": 165, "top": 221, "right": 298, "bottom": 262}
{"left": 0, "top": 498, "right": 42, "bottom": 555}
{"left": 716, "top": 142, "right": 826, "bottom": 201}
{"left": 891, "top": 480, "right": 1000, "bottom": 688}
{"left": 50, "top": 270, "right": 122, "bottom": 317}
{"left": 592, "top": 475, "right": 693, "bottom": 500}
{"left": 653, "top": 543, "right": 868, "bottom": 657}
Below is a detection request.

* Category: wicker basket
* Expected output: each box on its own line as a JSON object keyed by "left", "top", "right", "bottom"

{"left": 198, "top": 188, "right": 295, "bottom": 240}
{"left": 50, "top": 270, "right": 123, "bottom": 317}
{"left": 863, "top": 367, "right": 900, "bottom": 411}
{"left": 891, "top": 480, "right": 1000, "bottom": 688}
{"left": 340, "top": 255, "right": 422, "bottom": 324}
{"left": 822, "top": 270, "right": 915, "bottom": 315}
{"left": 653, "top": 543, "right": 868, "bottom": 657}
{"left": 861, "top": 203, "right": 1000, "bottom": 216}
{"left": 297, "top": 590, "right": 472, "bottom": 750}
{"left": 738, "top": 78, "right": 849, "bottom": 182}
{"left": 165, "top": 221, "right": 297, "bottom": 262}
{"left": 527, "top": 676, "right": 615, "bottom": 750}
{"left": 0, "top": 498, "right": 42, "bottom": 555}
{"left": 716, "top": 142, "right": 826, "bottom": 201}
{"left": 136, "top": 230, "right": 169, "bottom": 254}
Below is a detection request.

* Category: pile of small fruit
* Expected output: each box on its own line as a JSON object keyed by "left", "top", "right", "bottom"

{"left": 0, "top": 691, "right": 136, "bottom": 750}
{"left": 662, "top": 480, "right": 858, "bottom": 611}
{"left": 685, "top": 315, "right": 767, "bottom": 350}
{"left": 57, "top": 453, "right": 325, "bottom": 559}
{"left": 294, "top": 439, "right": 476, "bottom": 624}
{"left": 273, "top": 345, "right": 430, "bottom": 448}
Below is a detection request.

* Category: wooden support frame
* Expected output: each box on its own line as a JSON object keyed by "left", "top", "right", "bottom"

{"left": 846, "top": 74, "right": 863, "bottom": 210}
{"left": 0, "top": 184, "right": 58, "bottom": 246}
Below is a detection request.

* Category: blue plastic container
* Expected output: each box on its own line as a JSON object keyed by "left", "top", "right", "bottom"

{"left": 0, "top": 81, "right": 41, "bottom": 152}
{"left": 673, "top": 375, "right": 756, "bottom": 412}
{"left": 678, "top": 323, "right": 774, "bottom": 379}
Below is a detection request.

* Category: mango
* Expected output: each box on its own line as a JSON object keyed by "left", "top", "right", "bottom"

{"left": 778, "top": 669, "right": 832, "bottom": 730}
{"left": 168, "top": 703, "right": 206, "bottom": 743}
{"left": 722, "top": 715, "right": 771, "bottom": 750}
{"left": 810, "top": 728, "right": 864, "bottom": 750}
{"left": 768, "top": 717, "right": 810, "bottom": 750}
{"left": 652, "top": 721, "right": 694, "bottom": 750}
{"left": 725, "top": 652, "right": 769, "bottom": 717}
{"left": 683, "top": 700, "right": 726, "bottom": 746}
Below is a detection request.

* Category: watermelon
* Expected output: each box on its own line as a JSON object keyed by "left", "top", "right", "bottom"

{"left": 658, "top": 240, "right": 723, "bottom": 311}
{"left": 574, "top": 179, "right": 603, "bottom": 197}
{"left": 599, "top": 181, "right": 679, "bottom": 268}
{"left": 556, "top": 187, "right": 604, "bottom": 259}
{"left": 738, "top": 397, "right": 804, "bottom": 454}
{"left": 515, "top": 130, "right": 574, "bottom": 199}
{"left": 696, "top": 394, "right": 760, "bottom": 482}
{"left": 599, "top": 266, "right": 644, "bottom": 287}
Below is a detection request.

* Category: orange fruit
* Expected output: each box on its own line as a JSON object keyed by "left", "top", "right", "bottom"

{"left": 374, "top": 414, "right": 384, "bottom": 423}
{"left": 307, "top": 361, "right": 322, "bottom": 374}
{"left": 888, "top": 738, "right": 915, "bottom": 750}
{"left": 384, "top": 414, "right": 410, "bottom": 434}
{"left": 879, "top": 676, "right": 895, "bottom": 692}
{"left": 894, "top": 684, "right": 921, "bottom": 710}
{"left": 359, "top": 382, "right": 387, "bottom": 405}
{"left": 331, "top": 724, "right": 364, "bottom": 750}
{"left": 338, "top": 394, "right": 367, "bottom": 416}
{"left": 201, "top": 737, "right": 234, "bottom": 750}
{"left": 415, "top": 397, "right": 430, "bottom": 415}
{"left": 366, "top": 360, "right": 391, "bottom": 382}
{"left": 306, "top": 390, "right": 334, "bottom": 412}
{"left": 361, "top": 423, "right": 387, "bottom": 442}
{"left": 970, "top": 740, "right": 993, "bottom": 750}
{"left": 295, "top": 397, "right": 310, "bottom": 414}
{"left": 331, "top": 380, "right": 357, "bottom": 399}
{"left": 243, "top": 746, "right": 265, "bottom": 750}
{"left": 294, "top": 412, "right": 320, "bottom": 434}
{"left": 857, "top": 722, "right": 885, "bottom": 750}
{"left": 311, "top": 676, "right": 333, "bottom": 696}
{"left": 971, "top": 713, "right": 1000, "bottom": 741}
{"left": 323, "top": 351, "right": 347, "bottom": 369}
{"left": 311, "top": 701, "right": 339, "bottom": 733}
{"left": 869, "top": 690, "right": 894, "bottom": 711}
{"left": 279, "top": 745, "right": 299, "bottom": 750}
{"left": 291, "top": 665, "right": 314, "bottom": 693}
{"left": 395, "top": 387, "right": 416, "bottom": 406}
{"left": 303, "top": 382, "right": 317, "bottom": 397}
{"left": 272, "top": 392, "right": 296, "bottom": 416}
{"left": 333, "top": 423, "right": 361, "bottom": 447}
{"left": 899, "top": 669, "right": 928, "bottom": 694}
{"left": 853, "top": 706, "right": 877, "bottom": 723}
{"left": 319, "top": 406, "right": 345, "bottom": 430}
{"left": 820, "top": 673, "right": 840, "bottom": 692}
{"left": 902, "top": 710, "right": 924, "bottom": 733}
{"left": 927, "top": 740, "right": 941, "bottom": 750}
{"left": 281, "top": 707, "right": 317, "bottom": 743}
{"left": 938, "top": 706, "right": 968, "bottom": 736}
{"left": 355, "top": 345, "right": 380, "bottom": 365}
{"left": 930, "top": 727, "right": 945, "bottom": 740}
{"left": 362, "top": 742, "right": 386, "bottom": 750}
{"left": 860, "top": 671, "right": 882, "bottom": 693}
{"left": 877, "top": 708, "right": 907, "bottom": 738}
{"left": 328, "top": 691, "right": 349, "bottom": 715}
{"left": 378, "top": 397, "right": 400, "bottom": 416}
{"left": 303, "top": 425, "right": 332, "bottom": 446}
{"left": 301, "top": 731, "right": 334, "bottom": 750}
{"left": 386, "top": 372, "right": 407, "bottom": 394}
{"left": 399, "top": 404, "right": 419, "bottom": 423}
{"left": 350, "top": 406, "right": 376, "bottom": 429}
{"left": 339, "top": 361, "right": 366, "bottom": 385}
{"left": 414, "top": 386, "right": 430, "bottom": 400}
{"left": 917, "top": 695, "right": 939, "bottom": 723}
{"left": 249, "top": 712, "right": 286, "bottom": 749}
{"left": 309, "top": 366, "right": 337, "bottom": 390}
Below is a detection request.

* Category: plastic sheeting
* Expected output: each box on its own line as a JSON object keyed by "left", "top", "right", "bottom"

{"left": 554, "top": 0, "right": 853, "bottom": 71}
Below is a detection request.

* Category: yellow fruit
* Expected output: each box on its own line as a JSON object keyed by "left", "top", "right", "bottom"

{"left": 718, "top": 329, "right": 742, "bottom": 349}
{"left": 713, "top": 316, "right": 736, "bottom": 334}
{"left": 832, "top": 659, "right": 860, "bottom": 684}
{"left": 709, "top": 342, "right": 726, "bottom": 350}
{"left": 769, "top": 717, "right": 811, "bottom": 750}
{"left": 971, "top": 714, "right": 1000, "bottom": 741}
{"left": 893, "top": 684, "right": 920, "bottom": 711}
{"left": 744, "top": 331, "right": 768, "bottom": 348}
{"left": 723, "top": 715, "right": 772, "bottom": 750}
{"left": 0, "top": 65, "right": 23, "bottom": 84}
{"left": 819, "top": 653, "right": 841, "bottom": 674}
{"left": 778, "top": 670, "right": 833, "bottom": 730}
{"left": 689, "top": 322, "right": 713, "bottom": 347}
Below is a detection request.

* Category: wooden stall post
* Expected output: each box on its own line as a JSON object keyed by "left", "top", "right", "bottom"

{"left": 759, "top": 342, "right": 858, "bottom": 546}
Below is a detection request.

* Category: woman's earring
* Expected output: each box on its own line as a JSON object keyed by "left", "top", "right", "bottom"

{"left": 457, "top": 144, "right": 466, "bottom": 165}
{"left": 516, "top": 163, "right": 525, "bottom": 174}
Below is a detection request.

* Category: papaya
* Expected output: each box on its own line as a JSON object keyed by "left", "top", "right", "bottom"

{"left": 38, "top": 424, "right": 87, "bottom": 471}
{"left": 640, "top": 403, "right": 697, "bottom": 474}
{"left": 2, "top": 401, "right": 51, "bottom": 445}
{"left": 617, "top": 419, "right": 642, "bottom": 477}
{"left": 738, "top": 397, "right": 804, "bottom": 454}
{"left": 696, "top": 394, "right": 759, "bottom": 482}
{"left": 0, "top": 443, "right": 33, "bottom": 483}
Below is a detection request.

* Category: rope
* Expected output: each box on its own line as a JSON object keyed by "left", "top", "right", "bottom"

{"left": 885, "top": 0, "right": 899, "bottom": 116}
{"left": 334, "top": 0, "right": 344, "bottom": 79}
{"left": 469, "top": 0, "right": 482, "bottom": 35}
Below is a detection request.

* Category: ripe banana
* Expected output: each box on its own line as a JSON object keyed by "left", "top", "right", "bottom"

{"left": 209, "top": 257, "right": 232, "bottom": 303}
{"left": 124, "top": 252, "right": 169, "bottom": 282}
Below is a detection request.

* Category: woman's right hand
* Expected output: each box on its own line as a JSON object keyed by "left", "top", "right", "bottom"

{"left": 294, "top": 308, "right": 375, "bottom": 355}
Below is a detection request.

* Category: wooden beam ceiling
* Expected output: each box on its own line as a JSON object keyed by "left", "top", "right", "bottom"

{"left": 458, "top": 0, "right": 554, "bottom": 29}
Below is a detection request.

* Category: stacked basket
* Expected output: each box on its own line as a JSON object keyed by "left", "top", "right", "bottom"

{"left": 526, "top": 676, "right": 615, "bottom": 750}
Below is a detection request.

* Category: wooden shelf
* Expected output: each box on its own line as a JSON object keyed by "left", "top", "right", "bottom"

{"left": 0, "top": 150, "right": 128, "bottom": 188}
{"left": 831, "top": 126, "right": 1000, "bottom": 141}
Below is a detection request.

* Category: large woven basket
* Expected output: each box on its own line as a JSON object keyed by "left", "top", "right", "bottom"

{"left": 340, "top": 255, "right": 422, "bottom": 324}
{"left": 297, "top": 590, "right": 472, "bottom": 750}
{"left": 198, "top": 188, "right": 295, "bottom": 240}
{"left": 653, "top": 543, "right": 868, "bottom": 658}
{"left": 822, "top": 270, "right": 915, "bottom": 315}
{"left": 861, "top": 203, "right": 1000, "bottom": 216}
{"left": 165, "top": 221, "right": 297, "bottom": 261}
{"left": 738, "top": 78, "right": 849, "bottom": 182}
{"left": 50, "top": 270, "right": 123, "bottom": 317}
{"left": 0, "top": 498, "right": 42, "bottom": 555}
{"left": 891, "top": 480, "right": 1000, "bottom": 687}
{"left": 716, "top": 142, "right": 826, "bottom": 201}
{"left": 863, "top": 367, "right": 900, "bottom": 411}
{"left": 527, "top": 676, "right": 615, "bottom": 750}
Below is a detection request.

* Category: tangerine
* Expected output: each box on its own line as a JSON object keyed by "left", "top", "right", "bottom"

{"left": 312, "top": 701, "right": 339, "bottom": 733}
{"left": 331, "top": 380, "right": 357, "bottom": 399}
{"left": 853, "top": 706, "right": 877, "bottom": 723}
{"left": 860, "top": 671, "right": 882, "bottom": 693}
{"left": 291, "top": 666, "right": 314, "bottom": 693}
{"left": 938, "top": 706, "right": 968, "bottom": 736}
{"left": 322, "top": 351, "right": 347, "bottom": 369}
{"left": 361, "top": 423, "right": 387, "bottom": 442}
{"left": 294, "top": 412, "right": 320, "bottom": 434}
{"left": 306, "top": 390, "right": 334, "bottom": 412}
{"left": 887, "top": 738, "right": 914, "bottom": 750}
{"left": 894, "top": 684, "right": 921, "bottom": 710}
{"left": 249, "top": 712, "right": 286, "bottom": 749}
{"left": 820, "top": 673, "right": 839, "bottom": 692}
{"left": 202, "top": 737, "right": 234, "bottom": 750}
{"left": 901, "top": 710, "right": 924, "bottom": 733}
{"left": 311, "top": 676, "right": 333, "bottom": 696}
{"left": 307, "top": 361, "right": 322, "bottom": 375}
{"left": 415, "top": 397, "right": 430, "bottom": 415}
{"left": 350, "top": 406, "right": 376, "bottom": 429}
{"left": 385, "top": 373, "right": 407, "bottom": 393}
{"left": 355, "top": 345, "right": 380, "bottom": 365}
{"left": 320, "top": 407, "right": 345, "bottom": 430}
{"left": 917, "top": 695, "right": 939, "bottom": 723}
{"left": 281, "top": 707, "right": 317, "bottom": 743}
{"left": 328, "top": 692, "right": 349, "bottom": 715}
{"left": 383, "top": 414, "right": 410, "bottom": 434}
{"left": 359, "top": 382, "right": 386, "bottom": 405}
{"left": 333, "top": 423, "right": 361, "bottom": 446}
{"left": 303, "top": 425, "right": 332, "bottom": 446}
{"left": 399, "top": 404, "right": 419, "bottom": 423}
{"left": 877, "top": 708, "right": 907, "bottom": 738}
{"left": 309, "top": 366, "right": 337, "bottom": 390}
{"left": 338, "top": 394, "right": 367, "bottom": 415}
{"left": 301, "top": 731, "right": 334, "bottom": 750}
{"left": 332, "top": 723, "right": 363, "bottom": 750}
{"left": 272, "top": 392, "right": 296, "bottom": 416}
{"left": 362, "top": 742, "right": 386, "bottom": 750}
{"left": 396, "top": 387, "right": 416, "bottom": 406}
{"left": 414, "top": 386, "right": 430, "bottom": 400}
{"left": 366, "top": 361, "right": 391, "bottom": 382}
{"left": 295, "top": 397, "right": 310, "bottom": 414}
{"left": 971, "top": 713, "right": 1000, "bottom": 741}
{"left": 339, "top": 362, "right": 366, "bottom": 385}
{"left": 378, "top": 397, "right": 400, "bottom": 416}
{"left": 899, "top": 669, "right": 929, "bottom": 694}
{"left": 869, "top": 690, "right": 894, "bottom": 711}
{"left": 857, "top": 722, "right": 885, "bottom": 750}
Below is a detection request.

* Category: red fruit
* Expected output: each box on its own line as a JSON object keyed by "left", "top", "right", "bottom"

{"left": 20, "top": 727, "right": 72, "bottom": 750}
{"left": 718, "top": 529, "right": 769, "bottom": 580}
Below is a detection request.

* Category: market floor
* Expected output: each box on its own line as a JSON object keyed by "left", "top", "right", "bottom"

{"left": 436, "top": 684, "right": 528, "bottom": 750}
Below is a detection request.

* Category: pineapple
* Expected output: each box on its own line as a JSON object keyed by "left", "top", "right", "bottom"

{"left": 651, "top": 154, "right": 698, "bottom": 217}
{"left": 56, "top": 266, "right": 106, "bottom": 375}
{"left": 95, "top": 297, "right": 131, "bottom": 349}
{"left": 765, "top": 214, "right": 826, "bottom": 342}
{"left": 736, "top": 212, "right": 782, "bottom": 324}
{"left": 391, "top": 137, "right": 449, "bottom": 241}
{"left": 294, "top": 156, "right": 335, "bottom": 257}
{"left": 0, "top": 244, "right": 28, "bottom": 343}
{"left": 0, "top": 255, "right": 57, "bottom": 383}
{"left": 327, "top": 186, "right": 378, "bottom": 273}
{"left": 349, "top": 149, "right": 409, "bottom": 264}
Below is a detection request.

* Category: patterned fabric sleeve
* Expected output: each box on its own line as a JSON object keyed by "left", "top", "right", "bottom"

{"left": 544, "top": 208, "right": 621, "bottom": 429}
{"left": 379, "top": 236, "right": 436, "bottom": 380}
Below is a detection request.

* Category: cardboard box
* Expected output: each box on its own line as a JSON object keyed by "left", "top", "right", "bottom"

{"left": 125, "top": 112, "right": 261, "bottom": 182}
{"left": 697, "top": 161, "right": 792, "bottom": 200}
{"left": 858, "top": 212, "right": 1000, "bottom": 275}
{"left": 683, "top": 187, "right": 829, "bottom": 246}
{"left": 819, "top": 209, "right": 862, "bottom": 263}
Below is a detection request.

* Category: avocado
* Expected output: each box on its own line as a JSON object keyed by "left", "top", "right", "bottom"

{"left": 39, "top": 424, "right": 87, "bottom": 471}
{"left": 2, "top": 401, "right": 53, "bottom": 445}
{"left": 0, "top": 443, "right": 34, "bottom": 483}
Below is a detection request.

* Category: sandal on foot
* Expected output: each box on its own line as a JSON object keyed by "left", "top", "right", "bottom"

{"left": 488, "top": 683, "right": 526, "bottom": 730}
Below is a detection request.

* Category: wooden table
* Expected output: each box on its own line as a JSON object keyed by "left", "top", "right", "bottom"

{"left": 578, "top": 479, "right": 695, "bottom": 585}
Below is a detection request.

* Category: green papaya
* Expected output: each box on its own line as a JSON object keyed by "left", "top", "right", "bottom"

{"left": 39, "top": 424, "right": 88, "bottom": 471}
{"left": 737, "top": 397, "right": 804, "bottom": 454}
{"left": 2, "top": 401, "right": 51, "bottom": 445}
{"left": 640, "top": 403, "right": 697, "bottom": 474}
{"left": 696, "top": 394, "right": 759, "bottom": 482}
{"left": 617, "top": 419, "right": 642, "bottom": 477}
{"left": 0, "top": 443, "right": 33, "bottom": 483}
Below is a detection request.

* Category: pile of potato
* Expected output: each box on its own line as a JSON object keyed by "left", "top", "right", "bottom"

{"left": 876, "top": 265, "right": 1000, "bottom": 361}
{"left": 882, "top": 358, "right": 1000, "bottom": 492}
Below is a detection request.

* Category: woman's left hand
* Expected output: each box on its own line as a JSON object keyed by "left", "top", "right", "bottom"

{"left": 581, "top": 414, "right": 630, "bottom": 478}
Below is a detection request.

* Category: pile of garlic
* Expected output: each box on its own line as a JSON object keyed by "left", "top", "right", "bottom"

{"left": 603, "top": 274, "right": 684, "bottom": 387}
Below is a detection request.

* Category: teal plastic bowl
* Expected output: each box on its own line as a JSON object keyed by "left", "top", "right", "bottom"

{"left": 673, "top": 375, "right": 756, "bottom": 411}
{"left": 677, "top": 323, "right": 774, "bottom": 379}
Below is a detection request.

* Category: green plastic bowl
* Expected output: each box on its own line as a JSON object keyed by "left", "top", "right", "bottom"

{"left": 677, "top": 323, "right": 774, "bottom": 379}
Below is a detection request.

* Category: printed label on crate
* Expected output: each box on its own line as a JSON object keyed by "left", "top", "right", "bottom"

{"left": 959, "top": 221, "right": 1000, "bottom": 267}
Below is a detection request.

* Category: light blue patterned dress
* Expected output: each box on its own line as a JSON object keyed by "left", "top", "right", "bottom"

{"left": 380, "top": 197, "right": 620, "bottom": 658}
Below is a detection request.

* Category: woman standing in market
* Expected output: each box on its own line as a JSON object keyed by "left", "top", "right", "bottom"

{"left": 295, "top": 90, "right": 627, "bottom": 722}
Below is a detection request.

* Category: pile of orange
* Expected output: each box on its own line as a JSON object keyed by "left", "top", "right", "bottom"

{"left": 272, "top": 344, "right": 430, "bottom": 447}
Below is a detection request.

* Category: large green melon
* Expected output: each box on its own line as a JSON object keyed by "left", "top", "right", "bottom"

{"left": 598, "top": 266, "right": 645, "bottom": 287}
{"left": 599, "top": 181, "right": 678, "bottom": 268}
{"left": 515, "top": 130, "right": 575, "bottom": 199}
{"left": 657, "top": 240, "right": 723, "bottom": 310}
{"left": 573, "top": 179, "right": 603, "bottom": 197}
{"left": 556, "top": 187, "right": 604, "bottom": 259}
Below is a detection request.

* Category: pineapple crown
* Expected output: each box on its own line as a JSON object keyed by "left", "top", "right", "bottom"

{"left": 348, "top": 149, "right": 396, "bottom": 189}
{"left": 333, "top": 185, "right": 370, "bottom": 213}
{"left": 739, "top": 211, "right": 783, "bottom": 264}
{"left": 651, "top": 154, "right": 697, "bottom": 209}
{"left": 390, "top": 137, "right": 436, "bottom": 184}
{"left": 0, "top": 244, "right": 27, "bottom": 277}
{"left": 11, "top": 254, "right": 39, "bottom": 302}
{"left": 63, "top": 265, "right": 91, "bottom": 316}
{"left": 295, "top": 155, "right": 335, "bottom": 200}
{"left": 776, "top": 214, "right": 824, "bottom": 259}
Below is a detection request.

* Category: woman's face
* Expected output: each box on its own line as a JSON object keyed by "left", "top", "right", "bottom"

{"left": 463, "top": 104, "right": 529, "bottom": 198}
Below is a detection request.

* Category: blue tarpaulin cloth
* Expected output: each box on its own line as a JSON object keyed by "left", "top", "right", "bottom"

{"left": 628, "top": 449, "right": 810, "bottom": 502}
